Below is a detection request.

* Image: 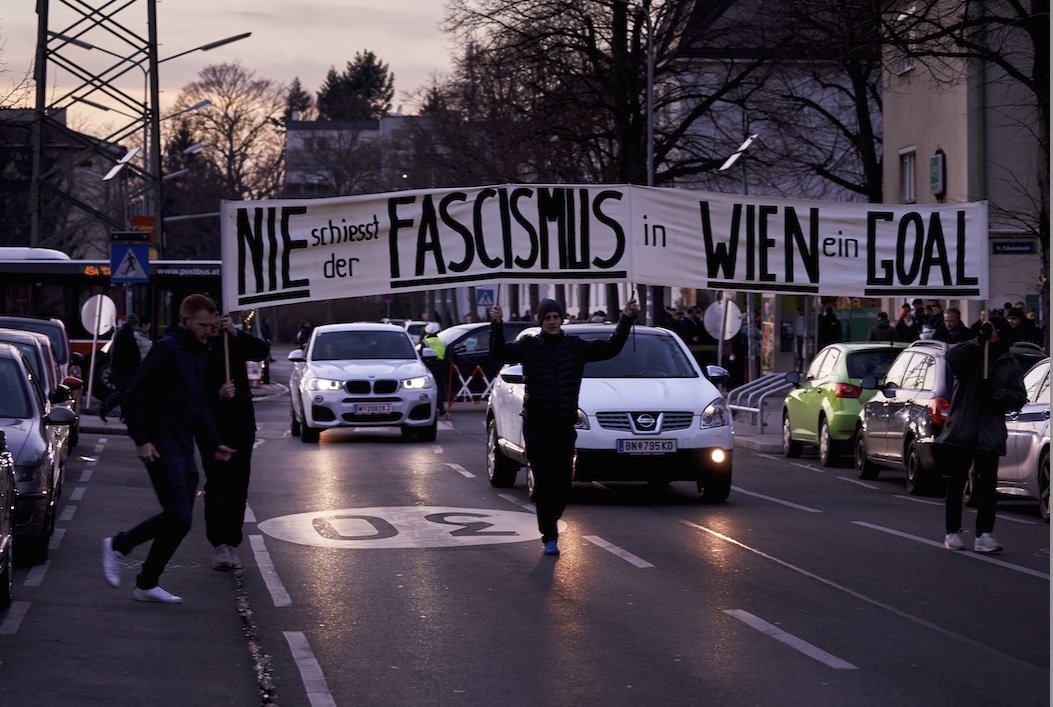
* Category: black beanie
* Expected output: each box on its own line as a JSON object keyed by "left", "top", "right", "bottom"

{"left": 536, "top": 298, "right": 565, "bottom": 321}
{"left": 987, "top": 315, "right": 1012, "bottom": 339}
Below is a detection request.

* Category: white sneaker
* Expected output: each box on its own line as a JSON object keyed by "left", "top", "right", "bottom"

{"left": 974, "top": 533, "right": 1002, "bottom": 553}
{"left": 212, "top": 544, "right": 232, "bottom": 570}
{"left": 227, "top": 545, "right": 242, "bottom": 569}
{"left": 132, "top": 586, "right": 182, "bottom": 604}
{"left": 944, "top": 532, "right": 966, "bottom": 550}
{"left": 102, "top": 537, "right": 125, "bottom": 586}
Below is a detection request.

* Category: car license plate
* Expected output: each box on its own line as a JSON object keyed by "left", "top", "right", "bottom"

{"left": 353, "top": 403, "right": 392, "bottom": 414}
{"left": 618, "top": 439, "right": 676, "bottom": 454}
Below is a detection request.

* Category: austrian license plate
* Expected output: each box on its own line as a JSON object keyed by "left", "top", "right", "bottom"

{"left": 353, "top": 403, "right": 392, "bottom": 415}
{"left": 617, "top": 438, "right": 676, "bottom": 454}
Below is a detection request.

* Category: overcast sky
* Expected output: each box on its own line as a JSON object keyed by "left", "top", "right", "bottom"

{"left": 1, "top": 1, "right": 455, "bottom": 119}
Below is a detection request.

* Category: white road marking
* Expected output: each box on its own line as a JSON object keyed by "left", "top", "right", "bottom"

{"left": 756, "top": 453, "right": 782, "bottom": 461}
{"left": 837, "top": 476, "right": 879, "bottom": 489}
{"left": 94, "top": 440, "right": 107, "bottom": 453}
{"left": 249, "top": 534, "right": 292, "bottom": 607}
{"left": 499, "top": 493, "right": 535, "bottom": 513}
{"left": 445, "top": 463, "right": 474, "bottom": 478}
{"left": 79, "top": 469, "right": 93, "bottom": 483}
{"left": 0, "top": 601, "right": 30, "bottom": 635}
{"left": 23, "top": 562, "right": 49, "bottom": 587}
{"left": 724, "top": 609, "right": 857, "bottom": 669}
{"left": 790, "top": 462, "right": 824, "bottom": 472}
{"left": 730, "top": 486, "right": 823, "bottom": 513}
{"left": 851, "top": 522, "right": 1050, "bottom": 580}
{"left": 283, "top": 631, "right": 337, "bottom": 707}
{"left": 70, "top": 486, "right": 86, "bottom": 501}
{"left": 678, "top": 517, "right": 1045, "bottom": 672}
{"left": 892, "top": 495, "right": 1039, "bottom": 524}
{"left": 49, "top": 528, "right": 66, "bottom": 549}
{"left": 583, "top": 535, "right": 654, "bottom": 568}
{"left": 59, "top": 505, "right": 77, "bottom": 522}
{"left": 245, "top": 505, "right": 256, "bottom": 524}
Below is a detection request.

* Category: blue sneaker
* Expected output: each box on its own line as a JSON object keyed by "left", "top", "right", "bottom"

{"left": 542, "top": 540, "right": 560, "bottom": 556}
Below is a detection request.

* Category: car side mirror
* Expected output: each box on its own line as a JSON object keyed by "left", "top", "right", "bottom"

{"left": 43, "top": 405, "right": 78, "bottom": 425}
{"left": 50, "top": 384, "right": 72, "bottom": 404}
{"left": 450, "top": 344, "right": 467, "bottom": 357}
{"left": 420, "top": 348, "right": 438, "bottom": 361}
{"left": 71, "top": 351, "right": 84, "bottom": 367}
{"left": 288, "top": 349, "right": 305, "bottom": 363}
{"left": 63, "top": 375, "right": 83, "bottom": 392}
{"left": 704, "top": 365, "right": 729, "bottom": 387}
{"left": 859, "top": 374, "right": 878, "bottom": 390}
{"left": 500, "top": 365, "right": 524, "bottom": 384}
{"left": 784, "top": 370, "right": 802, "bottom": 386}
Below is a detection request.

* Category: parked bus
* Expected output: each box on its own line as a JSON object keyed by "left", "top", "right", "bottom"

{"left": 0, "top": 248, "right": 223, "bottom": 400}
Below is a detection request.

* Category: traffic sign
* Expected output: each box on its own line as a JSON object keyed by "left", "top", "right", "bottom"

{"left": 476, "top": 288, "right": 495, "bottom": 307}
{"left": 110, "top": 242, "right": 150, "bottom": 283}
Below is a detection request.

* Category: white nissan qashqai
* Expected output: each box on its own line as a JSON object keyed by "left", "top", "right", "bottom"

{"left": 485, "top": 323, "right": 734, "bottom": 501}
{"left": 289, "top": 322, "right": 439, "bottom": 443}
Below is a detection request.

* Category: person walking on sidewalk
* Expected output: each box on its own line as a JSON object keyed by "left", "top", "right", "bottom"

{"left": 203, "top": 313, "right": 270, "bottom": 571}
{"left": 102, "top": 294, "right": 234, "bottom": 603}
{"left": 489, "top": 296, "right": 639, "bottom": 557}
{"left": 938, "top": 316, "right": 1026, "bottom": 553}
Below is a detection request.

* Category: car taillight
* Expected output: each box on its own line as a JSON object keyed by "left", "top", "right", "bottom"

{"left": 835, "top": 383, "right": 862, "bottom": 398}
{"left": 929, "top": 397, "right": 951, "bottom": 426}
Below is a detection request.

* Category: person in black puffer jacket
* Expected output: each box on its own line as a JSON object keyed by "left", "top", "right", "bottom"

{"left": 490, "top": 296, "right": 639, "bottom": 557}
{"left": 938, "top": 316, "right": 1026, "bottom": 554}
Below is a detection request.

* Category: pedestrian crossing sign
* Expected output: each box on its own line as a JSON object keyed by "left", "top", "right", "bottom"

{"left": 476, "top": 288, "right": 495, "bottom": 307}
{"left": 111, "top": 243, "right": 150, "bottom": 283}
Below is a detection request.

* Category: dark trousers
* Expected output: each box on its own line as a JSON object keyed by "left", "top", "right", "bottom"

{"left": 945, "top": 447, "right": 999, "bottom": 535}
{"left": 113, "top": 453, "right": 198, "bottom": 589}
{"left": 203, "top": 430, "right": 254, "bottom": 548}
{"left": 523, "top": 417, "right": 577, "bottom": 543}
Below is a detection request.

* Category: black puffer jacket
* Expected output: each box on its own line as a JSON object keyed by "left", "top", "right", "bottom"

{"left": 937, "top": 338, "right": 1027, "bottom": 455}
{"left": 204, "top": 328, "right": 271, "bottom": 439}
{"left": 491, "top": 316, "right": 633, "bottom": 422}
{"left": 124, "top": 324, "right": 222, "bottom": 456}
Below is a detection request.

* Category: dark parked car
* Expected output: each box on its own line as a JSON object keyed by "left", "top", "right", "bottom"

{"left": 0, "top": 328, "right": 78, "bottom": 451}
{"left": 0, "top": 428, "right": 15, "bottom": 608}
{"left": 0, "top": 343, "right": 77, "bottom": 564}
{"left": 432, "top": 321, "right": 536, "bottom": 400}
{"left": 855, "top": 340, "right": 1046, "bottom": 495}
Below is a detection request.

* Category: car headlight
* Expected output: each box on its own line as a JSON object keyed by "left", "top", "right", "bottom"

{"left": 574, "top": 409, "right": 590, "bottom": 430}
{"left": 701, "top": 398, "right": 730, "bottom": 428}
{"left": 401, "top": 376, "right": 433, "bottom": 390}
{"left": 305, "top": 377, "right": 343, "bottom": 391}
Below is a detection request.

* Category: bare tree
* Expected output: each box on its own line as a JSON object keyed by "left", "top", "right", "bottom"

{"left": 169, "top": 62, "right": 287, "bottom": 202}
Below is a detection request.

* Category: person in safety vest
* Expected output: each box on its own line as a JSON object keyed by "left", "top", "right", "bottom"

{"left": 422, "top": 323, "right": 448, "bottom": 414}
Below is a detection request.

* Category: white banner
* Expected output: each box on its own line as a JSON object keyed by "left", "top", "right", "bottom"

{"left": 220, "top": 184, "right": 988, "bottom": 309}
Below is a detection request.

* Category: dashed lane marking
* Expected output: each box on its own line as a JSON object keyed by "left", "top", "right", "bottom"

{"left": 583, "top": 535, "right": 654, "bottom": 568}
{"left": 725, "top": 609, "right": 857, "bottom": 669}
{"left": 730, "top": 486, "right": 823, "bottom": 513}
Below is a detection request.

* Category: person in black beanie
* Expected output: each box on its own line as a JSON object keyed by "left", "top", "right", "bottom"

{"left": 938, "top": 316, "right": 1026, "bottom": 553}
{"left": 490, "top": 296, "right": 639, "bottom": 557}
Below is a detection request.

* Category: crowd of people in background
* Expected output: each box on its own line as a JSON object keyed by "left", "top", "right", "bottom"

{"left": 859, "top": 297, "right": 1045, "bottom": 347}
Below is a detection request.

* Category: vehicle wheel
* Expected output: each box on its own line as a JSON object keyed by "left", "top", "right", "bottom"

{"left": 301, "top": 425, "right": 320, "bottom": 444}
{"left": 416, "top": 419, "right": 438, "bottom": 442}
{"left": 854, "top": 432, "right": 879, "bottom": 480}
{"left": 90, "top": 352, "right": 117, "bottom": 404}
{"left": 290, "top": 413, "right": 301, "bottom": 437}
{"left": 0, "top": 517, "right": 12, "bottom": 609}
{"left": 1038, "top": 449, "right": 1050, "bottom": 523}
{"left": 526, "top": 465, "right": 537, "bottom": 503}
{"left": 19, "top": 505, "right": 52, "bottom": 566}
{"left": 782, "top": 413, "right": 802, "bottom": 458}
{"left": 696, "top": 474, "right": 732, "bottom": 503}
{"left": 904, "top": 439, "right": 930, "bottom": 496}
{"left": 486, "top": 418, "right": 518, "bottom": 488}
{"left": 68, "top": 421, "right": 79, "bottom": 448}
{"left": 817, "top": 418, "right": 838, "bottom": 467}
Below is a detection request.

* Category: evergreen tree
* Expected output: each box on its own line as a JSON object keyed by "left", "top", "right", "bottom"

{"left": 285, "top": 77, "right": 315, "bottom": 122}
{"left": 316, "top": 51, "right": 395, "bottom": 121}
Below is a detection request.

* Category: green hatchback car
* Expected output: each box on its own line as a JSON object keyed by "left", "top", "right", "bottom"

{"left": 782, "top": 342, "right": 907, "bottom": 466}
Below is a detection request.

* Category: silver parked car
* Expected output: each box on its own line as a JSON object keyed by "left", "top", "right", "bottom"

{"left": 288, "top": 322, "right": 439, "bottom": 443}
{"left": 966, "top": 357, "right": 1049, "bottom": 521}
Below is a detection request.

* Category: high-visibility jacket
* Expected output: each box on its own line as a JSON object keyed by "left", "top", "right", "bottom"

{"left": 423, "top": 335, "right": 446, "bottom": 359}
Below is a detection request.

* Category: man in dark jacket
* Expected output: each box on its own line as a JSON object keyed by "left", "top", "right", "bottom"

{"left": 933, "top": 307, "right": 968, "bottom": 344}
{"left": 490, "top": 296, "right": 639, "bottom": 557}
{"left": 938, "top": 316, "right": 1026, "bottom": 553}
{"left": 99, "top": 313, "right": 143, "bottom": 421}
{"left": 202, "top": 313, "right": 270, "bottom": 571}
{"left": 866, "top": 312, "right": 896, "bottom": 342}
{"left": 102, "top": 294, "right": 234, "bottom": 603}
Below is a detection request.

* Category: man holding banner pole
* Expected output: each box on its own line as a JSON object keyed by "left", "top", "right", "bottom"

{"left": 490, "top": 296, "right": 639, "bottom": 557}
{"left": 202, "top": 312, "right": 270, "bottom": 571}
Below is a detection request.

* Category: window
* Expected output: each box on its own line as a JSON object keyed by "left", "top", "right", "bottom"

{"left": 899, "top": 149, "right": 917, "bottom": 203}
{"left": 895, "top": 6, "right": 917, "bottom": 74}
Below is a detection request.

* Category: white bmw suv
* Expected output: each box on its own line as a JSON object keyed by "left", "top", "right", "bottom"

{"left": 485, "top": 324, "right": 734, "bottom": 501}
{"left": 289, "top": 322, "right": 439, "bottom": 443}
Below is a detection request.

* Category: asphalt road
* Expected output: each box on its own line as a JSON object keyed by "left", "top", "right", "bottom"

{"left": 1, "top": 351, "right": 1048, "bottom": 706}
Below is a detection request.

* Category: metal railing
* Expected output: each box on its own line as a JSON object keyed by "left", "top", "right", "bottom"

{"left": 726, "top": 372, "right": 793, "bottom": 433}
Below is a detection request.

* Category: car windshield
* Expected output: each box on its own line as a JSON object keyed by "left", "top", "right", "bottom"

{"left": 0, "top": 359, "right": 31, "bottom": 418}
{"left": 312, "top": 331, "right": 416, "bottom": 361}
{"left": 845, "top": 349, "right": 901, "bottom": 379}
{"left": 578, "top": 333, "right": 698, "bottom": 378}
